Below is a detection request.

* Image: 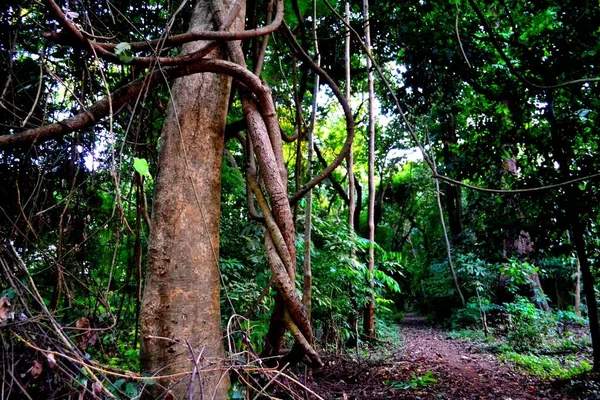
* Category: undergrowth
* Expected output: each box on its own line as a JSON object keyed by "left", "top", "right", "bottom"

{"left": 500, "top": 352, "right": 592, "bottom": 379}
{"left": 385, "top": 371, "right": 437, "bottom": 390}
{"left": 447, "top": 295, "right": 593, "bottom": 384}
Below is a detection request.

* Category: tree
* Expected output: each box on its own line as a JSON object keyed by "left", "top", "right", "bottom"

{"left": 139, "top": 0, "right": 243, "bottom": 397}
{"left": 4, "top": 1, "right": 600, "bottom": 397}
{"left": 363, "top": 0, "right": 600, "bottom": 368}
{"left": 362, "top": 0, "right": 376, "bottom": 339}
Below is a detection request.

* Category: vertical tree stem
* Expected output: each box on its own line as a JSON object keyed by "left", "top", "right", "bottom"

{"left": 434, "top": 176, "right": 465, "bottom": 307}
{"left": 303, "top": 0, "right": 320, "bottom": 321}
{"left": 363, "top": 0, "right": 376, "bottom": 338}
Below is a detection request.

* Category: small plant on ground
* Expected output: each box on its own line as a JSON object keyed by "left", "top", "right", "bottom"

{"left": 386, "top": 371, "right": 437, "bottom": 390}
{"left": 500, "top": 352, "right": 592, "bottom": 379}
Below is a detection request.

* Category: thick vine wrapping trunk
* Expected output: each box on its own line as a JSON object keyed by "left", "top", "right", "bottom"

{"left": 216, "top": 21, "right": 320, "bottom": 364}
{"left": 139, "top": 0, "right": 243, "bottom": 398}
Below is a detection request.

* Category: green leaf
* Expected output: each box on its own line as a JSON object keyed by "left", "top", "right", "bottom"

{"left": 0, "top": 287, "right": 16, "bottom": 301}
{"left": 125, "top": 382, "right": 139, "bottom": 397}
{"left": 113, "top": 378, "right": 126, "bottom": 391}
{"left": 229, "top": 382, "right": 246, "bottom": 399}
{"left": 115, "top": 42, "right": 134, "bottom": 63}
{"left": 133, "top": 157, "right": 152, "bottom": 179}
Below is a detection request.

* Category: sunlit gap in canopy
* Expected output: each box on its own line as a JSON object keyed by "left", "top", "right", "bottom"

{"left": 314, "top": 61, "right": 422, "bottom": 166}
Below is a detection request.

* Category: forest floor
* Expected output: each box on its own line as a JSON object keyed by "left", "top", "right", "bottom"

{"left": 307, "top": 313, "right": 589, "bottom": 399}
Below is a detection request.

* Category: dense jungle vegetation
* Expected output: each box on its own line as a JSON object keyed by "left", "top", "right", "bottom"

{"left": 1, "top": 0, "right": 600, "bottom": 398}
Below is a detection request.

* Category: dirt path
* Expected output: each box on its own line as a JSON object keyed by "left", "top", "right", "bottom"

{"left": 397, "top": 313, "right": 574, "bottom": 400}
{"left": 309, "top": 313, "right": 575, "bottom": 399}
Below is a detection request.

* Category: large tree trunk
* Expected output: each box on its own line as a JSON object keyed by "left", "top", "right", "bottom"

{"left": 139, "top": 0, "right": 243, "bottom": 398}
{"left": 498, "top": 228, "right": 549, "bottom": 311}
{"left": 442, "top": 115, "right": 463, "bottom": 240}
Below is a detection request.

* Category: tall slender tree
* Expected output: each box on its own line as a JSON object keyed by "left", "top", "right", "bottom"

{"left": 302, "top": 0, "right": 320, "bottom": 323}
{"left": 363, "top": 0, "right": 376, "bottom": 338}
{"left": 346, "top": 2, "right": 355, "bottom": 234}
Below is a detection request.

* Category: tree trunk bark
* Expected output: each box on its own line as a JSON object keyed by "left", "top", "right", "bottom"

{"left": 571, "top": 217, "right": 600, "bottom": 369}
{"left": 442, "top": 115, "right": 463, "bottom": 240}
{"left": 345, "top": 1, "right": 355, "bottom": 235}
{"left": 362, "top": 0, "right": 376, "bottom": 339}
{"left": 345, "top": 2, "right": 359, "bottom": 350}
{"left": 223, "top": 25, "right": 321, "bottom": 365}
{"left": 139, "top": 0, "right": 243, "bottom": 398}
{"left": 574, "top": 253, "right": 582, "bottom": 317}
{"left": 303, "top": 0, "right": 319, "bottom": 321}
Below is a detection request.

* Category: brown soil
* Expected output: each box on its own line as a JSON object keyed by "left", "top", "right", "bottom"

{"left": 308, "top": 313, "right": 579, "bottom": 399}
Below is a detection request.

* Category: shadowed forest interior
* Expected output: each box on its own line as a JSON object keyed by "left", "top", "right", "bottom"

{"left": 1, "top": 0, "right": 600, "bottom": 398}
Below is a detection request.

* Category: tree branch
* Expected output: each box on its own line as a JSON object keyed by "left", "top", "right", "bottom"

{"left": 0, "top": 59, "right": 277, "bottom": 148}
{"left": 282, "top": 24, "right": 355, "bottom": 206}
{"left": 43, "top": 0, "right": 284, "bottom": 67}
{"left": 313, "top": 143, "right": 349, "bottom": 204}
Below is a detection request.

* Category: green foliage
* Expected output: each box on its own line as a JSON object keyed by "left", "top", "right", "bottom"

{"left": 132, "top": 157, "right": 152, "bottom": 179}
{"left": 373, "top": 318, "right": 402, "bottom": 355}
{"left": 110, "top": 376, "right": 152, "bottom": 399}
{"left": 221, "top": 148, "right": 246, "bottom": 205}
{"left": 418, "top": 261, "right": 462, "bottom": 319}
{"left": 235, "top": 318, "right": 270, "bottom": 355}
{"left": 386, "top": 371, "right": 437, "bottom": 390}
{"left": 0, "top": 287, "right": 16, "bottom": 302}
{"left": 456, "top": 253, "right": 497, "bottom": 297}
{"left": 114, "top": 42, "right": 134, "bottom": 63}
{"left": 450, "top": 298, "right": 496, "bottom": 330}
{"left": 3, "top": 0, "right": 600, "bottom": 394}
{"left": 500, "top": 352, "right": 592, "bottom": 380}
{"left": 229, "top": 381, "right": 246, "bottom": 399}
{"left": 296, "top": 214, "right": 403, "bottom": 344}
{"left": 501, "top": 259, "right": 543, "bottom": 296}
{"left": 555, "top": 310, "right": 587, "bottom": 327}
{"left": 503, "top": 297, "right": 556, "bottom": 351}
{"left": 220, "top": 258, "right": 264, "bottom": 309}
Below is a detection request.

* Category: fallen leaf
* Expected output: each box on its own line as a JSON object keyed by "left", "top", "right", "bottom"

{"left": 30, "top": 360, "right": 43, "bottom": 379}
{"left": 92, "top": 381, "right": 103, "bottom": 396}
{"left": 0, "top": 297, "right": 12, "bottom": 320}
{"left": 47, "top": 352, "right": 57, "bottom": 369}
{"left": 75, "top": 317, "right": 98, "bottom": 350}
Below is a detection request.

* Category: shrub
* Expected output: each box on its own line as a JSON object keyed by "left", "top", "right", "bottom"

{"left": 503, "top": 296, "right": 556, "bottom": 351}
{"left": 451, "top": 299, "right": 483, "bottom": 329}
{"left": 500, "top": 352, "right": 592, "bottom": 379}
